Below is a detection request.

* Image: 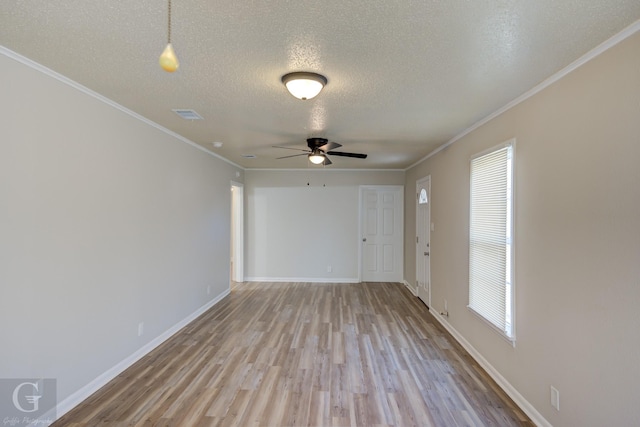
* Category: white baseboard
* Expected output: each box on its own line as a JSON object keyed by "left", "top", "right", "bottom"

{"left": 429, "top": 310, "right": 551, "bottom": 427}
{"left": 44, "top": 289, "right": 230, "bottom": 425}
{"left": 403, "top": 280, "right": 418, "bottom": 296}
{"left": 244, "top": 276, "right": 359, "bottom": 283}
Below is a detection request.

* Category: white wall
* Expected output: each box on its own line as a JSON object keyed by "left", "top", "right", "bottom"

{"left": 245, "top": 169, "right": 404, "bottom": 282}
{"left": 0, "top": 51, "right": 243, "bottom": 410}
{"left": 404, "top": 30, "right": 640, "bottom": 426}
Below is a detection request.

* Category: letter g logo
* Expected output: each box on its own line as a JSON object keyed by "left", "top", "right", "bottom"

{"left": 12, "top": 381, "right": 42, "bottom": 413}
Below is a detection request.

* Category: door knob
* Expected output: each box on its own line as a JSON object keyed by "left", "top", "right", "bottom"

{"left": 362, "top": 238, "right": 367, "bottom": 242}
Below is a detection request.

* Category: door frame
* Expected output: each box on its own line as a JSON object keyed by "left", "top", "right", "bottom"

{"left": 416, "top": 175, "right": 431, "bottom": 306}
{"left": 358, "top": 185, "right": 404, "bottom": 282}
{"left": 230, "top": 181, "right": 244, "bottom": 283}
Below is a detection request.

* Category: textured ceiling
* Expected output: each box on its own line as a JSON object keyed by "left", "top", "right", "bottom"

{"left": 2, "top": 1, "right": 639, "bottom": 169}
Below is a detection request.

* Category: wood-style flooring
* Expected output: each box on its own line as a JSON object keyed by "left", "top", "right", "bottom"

{"left": 55, "top": 282, "right": 532, "bottom": 426}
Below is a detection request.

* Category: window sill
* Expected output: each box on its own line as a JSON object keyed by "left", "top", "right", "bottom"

{"left": 467, "top": 306, "right": 516, "bottom": 348}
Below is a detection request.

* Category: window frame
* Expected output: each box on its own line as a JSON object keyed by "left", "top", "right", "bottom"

{"left": 468, "top": 139, "right": 516, "bottom": 345}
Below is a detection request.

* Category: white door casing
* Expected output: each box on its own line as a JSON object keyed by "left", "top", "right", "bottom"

{"left": 360, "top": 186, "right": 404, "bottom": 282}
{"left": 231, "top": 182, "right": 244, "bottom": 283}
{"left": 416, "top": 176, "right": 431, "bottom": 306}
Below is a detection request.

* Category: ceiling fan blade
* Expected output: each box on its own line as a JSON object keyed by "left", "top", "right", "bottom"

{"left": 273, "top": 145, "right": 310, "bottom": 152}
{"left": 319, "top": 141, "right": 342, "bottom": 151}
{"left": 277, "top": 153, "right": 308, "bottom": 159}
{"left": 326, "top": 151, "right": 368, "bottom": 159}
{"left": 322, "top": 156, "right": 333, "bottom": 166}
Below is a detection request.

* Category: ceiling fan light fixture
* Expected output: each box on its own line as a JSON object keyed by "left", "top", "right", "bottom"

{"left": 308, "top": 150, "right": 326, "bottom": 164}
{"left": 281, "top": 72, "right": 327, "bottom": 100}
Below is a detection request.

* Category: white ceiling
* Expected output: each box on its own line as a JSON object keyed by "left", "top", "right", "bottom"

{"left": 2, "top": 1, "right": 639, "bottom": 169}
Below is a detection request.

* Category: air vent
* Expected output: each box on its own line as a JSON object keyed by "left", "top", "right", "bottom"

{"left": 241, "top": 154, "right": 257, "bottom": 159}
{"left": 172, "top": 109, "right": 203, "bottom": 120}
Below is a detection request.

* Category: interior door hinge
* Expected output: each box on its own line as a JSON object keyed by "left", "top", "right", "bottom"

{"left": 416, "top": 236, "right": 419, "bottom": 244}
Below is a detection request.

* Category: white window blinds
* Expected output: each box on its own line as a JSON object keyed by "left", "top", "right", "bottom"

{"left": 469, "top": 143, "right": 514, "bottom": 339}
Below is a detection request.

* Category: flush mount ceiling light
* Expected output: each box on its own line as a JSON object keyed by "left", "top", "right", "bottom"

{"left": 281, "top": 72, "right": 327, "bottom": 100}
{"left": 308, "top": 149, "right": 326, "bottom": 164}
{"left": 159, "top": 0, "right": 179, "bottom": 72}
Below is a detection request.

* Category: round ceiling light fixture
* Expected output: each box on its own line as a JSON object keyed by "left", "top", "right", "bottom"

{"left": 281, "top": 72, "right": 327, "bottom": 100}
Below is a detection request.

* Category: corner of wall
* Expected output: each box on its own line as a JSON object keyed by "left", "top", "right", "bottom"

{"left": 403, "top": 280, "right": 418, "bottom": 296}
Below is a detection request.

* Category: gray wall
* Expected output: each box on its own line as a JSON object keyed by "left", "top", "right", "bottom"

{"left": 244, "top": 169, "right": 404, "bottom": 281}
{"left": 404, "top": 31, "right": 640, "bottom": 426}
{"left": 0, "top": 53, "right": 243, "bottom": 405}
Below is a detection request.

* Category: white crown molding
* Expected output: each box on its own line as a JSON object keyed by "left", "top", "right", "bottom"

{"left": 406, "top": 19, "right": 640, "bottom": 171}
{"left": 0, "top": 45, "right": 244, "bottom": 171}
{"left": 245, "top": 168, "right": 405, "bottom": 172}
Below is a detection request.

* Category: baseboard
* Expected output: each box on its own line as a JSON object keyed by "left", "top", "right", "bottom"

{"left": 244, "top": 276, "right": 359, "bottom": 283}
{"left": 45, "top": 288, "right": 230, "bottom": 425}
{"left": 403, "top": 280, "right": 418, "bottom": 296}
{"left": 429, "top": 311, "right": 551, "bottom": 427}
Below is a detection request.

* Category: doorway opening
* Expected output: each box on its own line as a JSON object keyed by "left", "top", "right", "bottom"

{"left": 231, "top": 182, "right": 244, "bottom": 285}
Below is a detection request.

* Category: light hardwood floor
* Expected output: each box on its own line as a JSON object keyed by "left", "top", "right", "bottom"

{"left": 55, "top": 282, "right": 532, "bottom": 426}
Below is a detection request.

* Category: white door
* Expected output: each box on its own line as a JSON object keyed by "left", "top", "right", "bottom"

{"left": 360, "top": 186, "right": 403, "bottom": 282}
{"left": 416, "top": 176, "right": 431, "bottom": 306}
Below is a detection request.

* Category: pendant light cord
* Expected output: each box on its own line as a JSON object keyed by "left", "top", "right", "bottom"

{"left": 167, "top": 0, "right": 172, "bottom": 44}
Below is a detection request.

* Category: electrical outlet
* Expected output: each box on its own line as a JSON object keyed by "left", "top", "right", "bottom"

{"left": 207, "top": 285, "right": 211, "bottom": 295}
{"left": 327, "top": 265, "right": 332, "bottom": 273}
{"left": 550, "top": 386, "right": 560, "bottom": 411}
{"left": 440, "top": 299, "right": 449, "bottom": 317}
{"left": 138, "top": 322, "right": 144, "bottom": 337}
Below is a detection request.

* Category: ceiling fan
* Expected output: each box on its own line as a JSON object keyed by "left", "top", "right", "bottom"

{"left": 274, "top": 138, "right": 367, "bottom": 165}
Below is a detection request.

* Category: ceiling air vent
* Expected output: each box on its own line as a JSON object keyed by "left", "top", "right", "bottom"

{"left": 172, "top": 109, "right": 203, "bottom": 120}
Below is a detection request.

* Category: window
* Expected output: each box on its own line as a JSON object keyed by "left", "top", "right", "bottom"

{"left": 418, "top": 188, "right": 428, "bottom": 204}
{"left": 469, "top": 141, "right": 514, "bottom": 341}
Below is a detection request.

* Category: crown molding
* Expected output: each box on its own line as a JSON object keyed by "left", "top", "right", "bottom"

{"left": 0, "top": 45, "right": 245, "bottom": 171}
{"left": 406, "top": 19, "right": 640, "bottom": 171}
